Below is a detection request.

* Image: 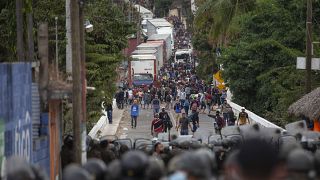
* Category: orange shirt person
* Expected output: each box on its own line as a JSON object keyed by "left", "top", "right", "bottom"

{"left": 313, "top": 120, "right": 320, "bottom": 132}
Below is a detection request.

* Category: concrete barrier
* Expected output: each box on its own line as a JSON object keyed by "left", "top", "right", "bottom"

{"left": 227, "top": 100, "right": 285, "bottom": 131}
{"left": 88, "top": 99, "right": 116, "bottom": 139}
{"left": 226, "top": 90, "right": 284, "bottom": 131}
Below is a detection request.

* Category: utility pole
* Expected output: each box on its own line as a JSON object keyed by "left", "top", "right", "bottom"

{"left": 55, "top": 17, "right": 59, "bottom": 79}
{"left": 70, "top": 0, "right": 83, "bottom": 164}
{"left": 66, "top": 0, "right": 72, "bottom": 77}
{"left": 79, "top": 0, "right": 87, "bottom": 163}
{"left": 16, "top": 0, "right": 25, "bottom": 61}
{"left": 27, "top": 10, "right": 34, "bottom": 62}
{"left": 38, "top": 23, "right": 49, "bottom": 111}
{"left": 129, "top": 0, "right": 132, "bottom": 23}
{"left": 137, "top": 1, "right": 141, "bottom": 44}
{"left": 306, "top": 0, "right": 312, "bottom": 93}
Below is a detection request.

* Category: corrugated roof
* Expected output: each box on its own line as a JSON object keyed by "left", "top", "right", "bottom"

{"left": 148, "top": 34, "right": 171, "bottom": 41}
{"left": 148, "top": 18, "right": 172, "bottom": 27}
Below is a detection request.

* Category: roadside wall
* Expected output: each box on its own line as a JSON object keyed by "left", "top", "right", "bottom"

{"left": 0, "top": 63, "right": 50, "bottom": 176}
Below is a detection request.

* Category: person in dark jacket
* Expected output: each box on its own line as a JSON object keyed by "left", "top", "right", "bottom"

{"left": 117, "top": 90, "right": 125, "bottom": 109}
{"left": 105, "top": 102, "right": 113, "bottom": 124}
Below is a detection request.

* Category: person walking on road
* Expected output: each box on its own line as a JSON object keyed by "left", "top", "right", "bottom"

{"left": 130, "top": 99, "right": 140, "bottom": 129}
{"left": 173, "top": 99, "right": 182, "bottom": 128}
{"left": 151, "top": 95, "right": 161, "bottom": 114}
{"left": 159, "top": 107, "right": 173, "bottom": 133}
{"left": 179, "top": 89, "right": 186, "bottom": 105}
{"left": 189, "top": 105, "right": 199, "bottom": 134}
{"left": 209, "top": 111, "right": 224, "bottom": 135}
{"left": 237, "top": 107, "right": 250, "bottom": 126}
{"left": 205, "top": 92, "right": 213, "bottom": 114}
{"left": 143, "top": 91, "right": 151, "bottom": 109}
{"left": 165, "top": 93, "right": 172, "bottom": 110}
{"left": 176, "top": 112, "right": 192, "bottom": 135}
{"left": 151, "top": 113, "right": 164, "bottom": 138}
{"left": 221, "top": 101, "right": 231, "bottom": 126}
{"left": 105, "top": 102, "right": 113, "bottom": 124}
{"left": 117, "top": 89, "right": 124, "bottom": 109}
{"left": 183, "top": 98, "right": 190, "bottom": 116}
{"left": 200, "top": 93, "right": 206, "bottom": 114}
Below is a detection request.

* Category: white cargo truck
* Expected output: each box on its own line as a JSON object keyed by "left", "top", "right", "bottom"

{"left": 146, "top": 18, "right": 174, "bottom": 49}
{"left": 147, "top": 34, "right": 172, "bottom": 64}
{"left": 129, "top": 54, "right": 157, "bottom": 87}
{"left": 174, "top": 49, "right": 192, "bottom": 64}
{"left": 132, "top": 49, "right": 157, "bottom": 56}
{"left": 137, "top": 43, "right": 164, "bottom": 69}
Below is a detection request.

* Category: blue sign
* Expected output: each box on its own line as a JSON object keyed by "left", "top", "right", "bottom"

{"left": 0, "top": 63, "right": 33, "bottom": 163}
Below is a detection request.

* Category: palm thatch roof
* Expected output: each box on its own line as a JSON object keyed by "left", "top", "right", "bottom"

{"left": 288, "top": 87, "right": 320, "bottom": 120}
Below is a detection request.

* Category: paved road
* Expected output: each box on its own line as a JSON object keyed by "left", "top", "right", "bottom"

{"left": 116, "top": 103, "right": 217, "bottom": 143}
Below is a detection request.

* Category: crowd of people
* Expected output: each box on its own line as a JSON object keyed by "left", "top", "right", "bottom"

{"left": 4, "top": 12, "right": 320, "bottom": 180}
{"left": 6, "top": 130, "right": 320, "bottom": 180}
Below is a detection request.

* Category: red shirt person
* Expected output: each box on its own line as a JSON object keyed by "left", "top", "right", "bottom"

{"left": 151, "top": 113, "right": 164, "bottom": 137}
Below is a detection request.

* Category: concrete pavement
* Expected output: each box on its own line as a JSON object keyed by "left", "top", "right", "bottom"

{"left": 88, "top": 99, "right": 124, "bottom": 139}
{"left": 115, "top": 104, "right": 217, "bottom": 143}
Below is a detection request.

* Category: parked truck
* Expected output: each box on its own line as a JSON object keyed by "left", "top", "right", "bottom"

{"left": 147, "top": 34, "right": 172, "bottom": 64}
{"left": 146, "top": 18, "right": 174, "bottom": 49}
{"left": 137, "top": 43, "right": 164, "bottom": 69}
{"left": 129, "top": 54, "right": 157, "bottom": 87}
{"left": 174, "top": 49, "right": 193, "bottom": 64}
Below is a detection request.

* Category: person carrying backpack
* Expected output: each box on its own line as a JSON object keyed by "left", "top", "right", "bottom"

{"left": 130, "top": 99, "right": 140, "bottom": 129}
{"left": 173, "top": 99, "right": 182, "bottom": 128}
{"left": 176, "top": 112, "right": 192, "bottom": 135}
{"left": 165, "top": 93, "right": 172, "bottom": 110}
{"left": 159, "top": 107, "right": 173, "bottom": 133}
{"left": 151, "top": 95, "right": 161, "bottom": 114}
{"left": 151, "top": 113, "right": 164, "bottom": 138}
{"left": 213, "top": 111, "right": 224, "bottom": 135}
{"left": 183, "top": 99, "right": 190, "bottom": 115}
{"left": 189, "top": 107, "right": 199, "bottom": 134}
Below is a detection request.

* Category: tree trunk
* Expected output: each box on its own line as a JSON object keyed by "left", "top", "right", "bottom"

{"left": 66, "top": 0, "right": 72, "bottom": 75}
{"left": 16, "top": 0, "right": 25, "bottom": 61}
{"left": 27, "top": 12, "right": 35, "bottom": 62}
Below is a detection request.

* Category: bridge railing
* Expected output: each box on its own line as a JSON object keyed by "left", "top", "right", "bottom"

{"left": 227, "top": 100, "right": 285, "bottom": 131}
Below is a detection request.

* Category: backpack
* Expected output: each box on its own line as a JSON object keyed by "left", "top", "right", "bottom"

{"left": 165, "top": 118, "right": 173, "bottom": 129}
{"left": 216, "top": 116, "right": 224, "bottom": 129}
{"left": 166, "top": 95, "right": 172, "bottom": 102}
{"left": 153, "top": 99, "right": 160, "bottom": 105}
{"left": 174, "top": 103, "right": 181, "bottom": 113}
{"left": 189, "top": 112, "right": 199, "bottom": 124}
{"left": 184, "top": 100, "right": 190, "bottom": 107}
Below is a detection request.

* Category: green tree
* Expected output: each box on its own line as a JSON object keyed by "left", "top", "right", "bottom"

{"left": 0, "top": 1, "right": 15, "bottom": 62}
{"left": 84, "top": 0, "right": 136, "bottom": 131}
{"left": 217, "top": 0, "right": 320, "bottom": 126}
{"left": 194, "top": 0, "right": 255, "bottom": 44}
{"left": 154, "top": 0, "right": 172, "bottom": 17}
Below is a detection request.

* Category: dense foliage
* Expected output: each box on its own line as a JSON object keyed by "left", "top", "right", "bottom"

{"left": 154, "top": 0, "right": 172, "bottom": 17}
{"left": 194, "top": 0, "right": 320, "bottom": 126}
{"left": 0, "top": 0, "right": 136, "bottom": 132}
{"left": 85, "top": 0, "right": 136, "bottom": 131}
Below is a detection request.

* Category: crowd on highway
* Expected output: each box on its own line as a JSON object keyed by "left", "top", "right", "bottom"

{"left": 5, "top": 13, "right": 320, "bottom": 180}
{"left": 113, "top": 14, "right": 243, "bottom": 137}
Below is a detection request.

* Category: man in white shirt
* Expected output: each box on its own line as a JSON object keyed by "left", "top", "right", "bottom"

{"left": 180, "top": 89, "right": 186, "bottom": 105}
{"left": 128, "top": 89, "right": 133, "bottom": 104}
